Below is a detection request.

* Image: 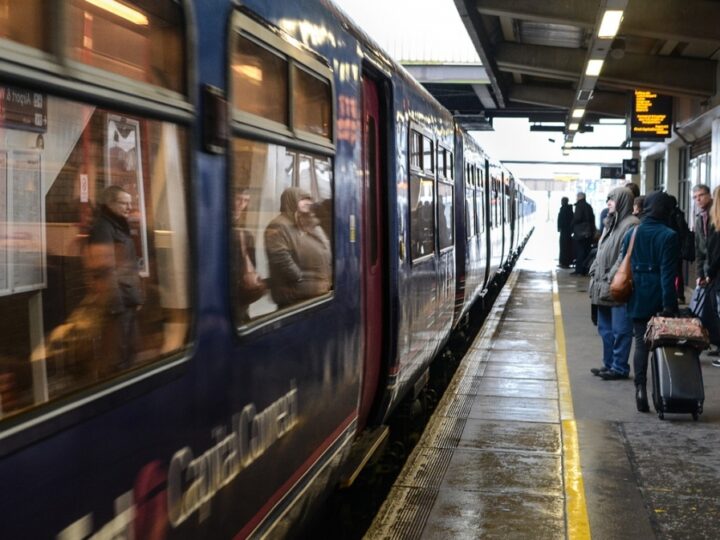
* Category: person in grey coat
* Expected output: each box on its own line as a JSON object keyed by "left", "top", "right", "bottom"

{"left": 588, "top": 186, "right": 638, "bottom": 380}
{"left": 265, "top": 187, "right": 332, "bottom": 308}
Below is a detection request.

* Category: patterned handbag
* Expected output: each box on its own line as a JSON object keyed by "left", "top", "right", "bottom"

{"left": 644, "top": 316, "right": 710, "bottom": 350}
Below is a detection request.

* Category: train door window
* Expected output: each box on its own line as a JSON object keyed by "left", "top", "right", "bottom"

{"left": 448, "top": 152, "right": 453, "bottom": 180}
{"left": 410, "top": 131, "right": 422, "bottom": 170}
{"left": 409, "top": 127, "right": 434, "bottom": 260}
{"left": 438, "top": 181, "right": 453, "bottom": 250}
{"left": 230, "top": 12, "right": 335, "bottom": 326}
{"left": 422, "top": 136, "right": 434, "bottom": 175}
{"left": 478, "top": 167, "right": 485, "bottom": 233}
{"left": 0, "top": 0, "right": 48, "bottom": 51}
{"left": 293, "top": 65, "right": 332, "bottom": 138}
{"left": 68, "top": 0, "right": 186, "bottom": 94}
{"left": 464, "top": 162, "right": 475, "bottom": 238}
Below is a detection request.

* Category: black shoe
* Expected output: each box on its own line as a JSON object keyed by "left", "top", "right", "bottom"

{"left": 590, "top": 367, "right": 609, "bottom": 376}
{"left": 600, "top": 370, "right": 630, "bottom": 380}
{"left": 636, "top": 385, "right": 649, "bottom": 412}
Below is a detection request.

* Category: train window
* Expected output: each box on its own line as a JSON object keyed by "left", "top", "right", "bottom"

{"left": 232, "top": 34, "right": 289, "bottom": 125}
{"left": 437, "top": 148, "right": 446, "bottom": 179}
{"left": 67, "top": 0, "right": 186, "bottom": 94}
{"left": 410, "top": 176, "right": 434, "bottom": 260}
{"left": 465, "top": 186, "right": 476, "bottom": 238}
{"left": 422, "top": 136, "right": 434, "bottom": 174}
{"left": 410, "top": 130, "right": 422, "bottom": 171}
{"left": 293, "top": 65, "right": 331, "bottom": 138}
{"left": 0, "top": 0, "right": 48, "bottom": 51}
{"left": 448, "top": 152, "right": 453, "bottom": 180}
{"left": 478, "top": 168, "right": 485, "bottom": 233}
{"left": 438, "top": 182, "right": 453, "bottom": 250}
{"left": 231, "top": 139, "right": 333, "bottom": 323}
{"left": 0, "top": 91, "right": 191, "bottom": 422}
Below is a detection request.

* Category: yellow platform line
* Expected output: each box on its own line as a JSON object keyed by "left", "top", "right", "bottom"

{"left": 552, "top": 270, "right": 591, "bottom": 540}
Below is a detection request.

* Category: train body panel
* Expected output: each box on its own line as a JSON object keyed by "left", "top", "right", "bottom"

{"left": 0, "top": 0, "right": 535, "bottom": 538}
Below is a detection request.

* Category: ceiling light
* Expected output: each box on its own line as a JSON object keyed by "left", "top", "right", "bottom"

{"left": 599, "top": 118, "right": 626, "bottom": 124}
{"left": 86, "top": 0, "right": 149, "bottom": 26}
{"left": 598, "top": 10, "right": 624, "bottom": 39}
{"left": 568, "top": 122, "right": 580, "bottom": 131}
{"left": 586, "top": 59, "right": 604, "bottom": 76}
{"left": 572, "top": 108, "right": 585, "bottom": 119}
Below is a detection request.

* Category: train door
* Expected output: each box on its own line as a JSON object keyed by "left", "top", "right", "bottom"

{"left": 358, "top": 74, "right": 386, "bottom": 430}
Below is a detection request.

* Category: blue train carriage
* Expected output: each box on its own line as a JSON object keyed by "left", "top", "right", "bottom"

{"left": 453, "top": 129, "right": 490, "bottom": 324}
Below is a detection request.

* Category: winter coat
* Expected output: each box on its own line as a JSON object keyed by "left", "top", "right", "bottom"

{"left": 695, "top": 210, "right": 711, "bottom": 278}
{"left": 620, "top": 216, "right": 679, "bottom": 320}
{"left": 588, "top": 187, "right": 639, "bottom": 306}
{"left": 557, "top": 204, "right": 573, "bottom": 236}
{"left": 265, "top": 187, "right": 332, "bottom": 307}
{"left": 88, "top": 205, "right": 144, "bottom": 314}
{"left": 572, "top": 198, "right": 595, "bottom": 239}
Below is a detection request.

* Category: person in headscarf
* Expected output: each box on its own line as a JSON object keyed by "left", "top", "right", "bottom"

{"left": 618, "top": 190, "right": 679, "bottom": 412}
{"left": 571, "top": 192, "right": 596, "bottom": 275}
{"left": 557, "top": 197, "right": 574, "bottom": 268}
{"left": 588, "top": 187, "right": 638, "bottom": 380}
{"left": 265, "top": 187, "right": 332, "bottom": 308}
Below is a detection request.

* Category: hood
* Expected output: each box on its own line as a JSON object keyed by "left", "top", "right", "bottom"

{"left": 643, "top": 190, "right": 673, "bottom": 221}
{"left": 608, "top": 187, "right": 634, "bottom": 221}
{"left": 279, "top": 187, "right": 313, "bottom": 217}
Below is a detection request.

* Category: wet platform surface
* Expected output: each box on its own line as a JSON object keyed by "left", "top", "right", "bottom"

{"left": 367, "top": 221, "right": 720, "bottom": 539}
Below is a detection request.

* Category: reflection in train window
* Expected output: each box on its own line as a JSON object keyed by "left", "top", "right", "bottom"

{"left": 465, "top": 187, "right": 476, "bottom": 238}
{"left": 231, "top": 139, "right": 334, "bottom": 324}
{"left": 0, "top": 90, "right": 191, "bottom": 422}
{"left": 410, "top": 130, "right": 422, "bottom": 171}
{"left": 410, "top": 176, "right": 435, "bottom": 260}
{"left": 0, "top": 0, "right": 48, "bottom": 51}
{"left": 67, "top": 0, "right": 186, "bottom": 93}
{"left": 293, "top": 65, "right": 332, "bottom": 138}
{"left": 232, "top": 34, "right": 289, "bottom": 125}
{"left": 438, "top": 182, "right": 453, "bottom": 250}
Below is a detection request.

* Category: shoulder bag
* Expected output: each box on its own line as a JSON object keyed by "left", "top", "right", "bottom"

{"left": 609, "top": 227, "right": 638, "bottom": 303}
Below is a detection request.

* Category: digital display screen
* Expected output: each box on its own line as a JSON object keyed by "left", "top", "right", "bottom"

{"left": 628, "top": 89, "right": 672, "bottom": 140}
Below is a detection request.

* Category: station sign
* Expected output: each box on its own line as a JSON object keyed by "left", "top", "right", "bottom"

{"left": 601, "top": 166, "right": 624, "bottom": 179}
{"left": 622, "top": 158, "right": 639, "bottom": 175}
{"left": 628, "top": 89, "right": 672, "bottom": 140}
{"left": 0, "top": 85, "right": 47, "bottom": 133}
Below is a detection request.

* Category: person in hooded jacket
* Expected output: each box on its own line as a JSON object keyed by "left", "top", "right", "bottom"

{"left": 618, "top": 191, "right": 679, "bottom": 412}
{"left": 557, "top": 197, "right": 574, "bottom": 268}
{"left": 265, "top": 187, "right": 332, "bottom": 308}
{"left": 588, "top": 187, "right": 638, "bottom": 380}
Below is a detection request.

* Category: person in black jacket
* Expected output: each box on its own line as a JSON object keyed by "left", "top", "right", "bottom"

{"left": 571, "top": 192, "right": 595, "bottom": 275}
{"left": 557, "top": 197, "right": 574, "bottom": 268}
{"left": 87, "top": 185, "right": 145, "bottom": 374}
{"left": 667, "top": 195, "right": 693, "bottom": 303}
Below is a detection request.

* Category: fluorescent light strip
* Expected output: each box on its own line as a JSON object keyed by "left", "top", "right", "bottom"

{"left": 586, "top": 59, "right": 604, "bottom": 76}
{"left": 572, "top": 108, "right": 585, "bottom": 119}
{"left": 568, "top": 122, "right": 580, "bottom": 131}
{"left": 86, "top": 0, "right": 149, "bottom": 26}
{"left": 598, "top": 10, "right": 624, "bottom": 39}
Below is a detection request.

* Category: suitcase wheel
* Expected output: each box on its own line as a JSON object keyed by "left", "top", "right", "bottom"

{"left": 658, "top": 411, "right": 665, "bottom": 420}
{"left": 692, "top": 412, "right": 699, "bottom": 421}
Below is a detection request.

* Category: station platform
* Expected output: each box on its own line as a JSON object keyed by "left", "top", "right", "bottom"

{"left": 366, "top": 222, "right": 720, "bottom": 539}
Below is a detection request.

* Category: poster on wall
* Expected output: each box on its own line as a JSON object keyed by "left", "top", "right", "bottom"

{"left": 0, "top": 152, "right": 7, "bottom": 294}
{"left": 10, "top": 151, "right": 45, "bottom": 293}
{"left": 106, "top": 114, "right": 149, "bottom": 277}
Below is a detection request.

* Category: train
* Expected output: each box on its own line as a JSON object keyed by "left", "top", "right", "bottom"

{"left": 0, "top": 0, "right": 535, "bottom": 538}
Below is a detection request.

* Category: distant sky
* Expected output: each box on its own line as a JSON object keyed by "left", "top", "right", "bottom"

{"left": 332, "top": 0, "right": 632, "bottom": 184}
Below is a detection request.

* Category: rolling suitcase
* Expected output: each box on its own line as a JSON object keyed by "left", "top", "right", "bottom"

{"left": 650, "top": 345, "right": 704, "bottom": 420}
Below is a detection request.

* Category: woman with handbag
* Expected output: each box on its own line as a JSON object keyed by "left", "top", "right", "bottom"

{"left": 588, "top": 187, "right": 639, "bottom": 380}
{"left": 618, "top": 191, "right": 680, "bottom": 411}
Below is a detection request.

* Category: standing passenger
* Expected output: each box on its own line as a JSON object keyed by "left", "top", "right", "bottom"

{"left": 265, "top": 187, "right": 332, "bottom": 308}
{"left": 589, "top": 187, "right": 638, "bottom": 380}
{"left": 87, "top": 185, "right": 144, "bottom": 374}
{"left": 557, "top": 197, "right": 574, "bottom": 268}
{"left": 571, "top": 192, "right": 595, "bottom": 275}
{"left": 702, "top": 186, "right": 720, "bottom": 366}
{"left": 620, "top": 191, "right": 679, "bottom": 412}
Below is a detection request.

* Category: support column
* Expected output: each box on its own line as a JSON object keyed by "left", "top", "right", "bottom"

{"left": 712, "top": 118, "right": 720, "bottom": 191}
{"left": 665, "top": 144, "right": 680, "bottom": 197}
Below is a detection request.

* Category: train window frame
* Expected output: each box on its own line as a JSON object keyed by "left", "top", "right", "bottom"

{"left": 228, "top": 10, "right": 337, "bottom": 334}
{"left": 0, "top": 1, "right": 192, "bottom": 117}
{"left": 230, "top": 11, "right": 335, "bottom": 153}
{"left": 437, "top": 178, "right": 454, "bottom": 252}
{"left": 0, "top": 0, "right": 196, "bottom": 452}
{"left": 478, "top": 166, "right": 485, "bottom": 233}
{"left": 408, "top": 123, "right": 435, "bottom": 263}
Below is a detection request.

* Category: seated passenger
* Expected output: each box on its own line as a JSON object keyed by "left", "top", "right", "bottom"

{"left": 265, "top": 187, "right": 331, "bottom": 308}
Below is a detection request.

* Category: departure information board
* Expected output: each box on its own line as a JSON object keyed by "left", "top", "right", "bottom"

{"left": 628, "top": 89, "right": 672, "bottom": 140}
